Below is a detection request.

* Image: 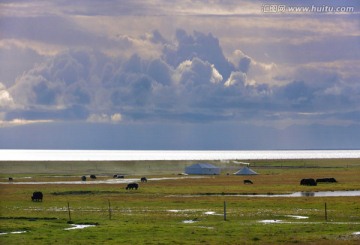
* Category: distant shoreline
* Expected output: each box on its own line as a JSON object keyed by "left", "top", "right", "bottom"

{"left": 1, "top": 158, "right": 359, "bottom": 175}
{"left": 1, "top": 149, "right": 359, "bottom": 161}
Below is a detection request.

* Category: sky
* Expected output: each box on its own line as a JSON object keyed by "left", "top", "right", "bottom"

{"left": 0, "top": 0, "right": 359, "bottom": 150}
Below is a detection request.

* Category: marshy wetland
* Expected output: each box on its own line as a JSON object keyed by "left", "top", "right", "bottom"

{"left": 1, "top": 158, "right": 360, "bottom": 244}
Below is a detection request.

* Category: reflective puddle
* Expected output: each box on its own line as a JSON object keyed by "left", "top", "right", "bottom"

{"left": 285, "top": 191, "right": 360, "bottom": 197}
{"left": 169, "top": 190, "right": 360, "bottom": 198}
{"left": 0, "top": 176, "right": 204, "bottom": 185}
{"left": 0, "top": 231, "right": 27, "bottom": 235}
{"left": 259, "top": 220, "right": 282, "bottom": 224}
{"left": 64, "top": 224, "right": 96, "bottom": 230}
{"left": 182, "top": 220, "right": 197, "bottom": 224}
{"left": 259, "top": 220, "right": 360, "bottom": 225}
{"left": 236, "top": 190, "right": 360, "bottom": 197}
{"left": 285, "top": 215, "right": 308, "bottom": 219}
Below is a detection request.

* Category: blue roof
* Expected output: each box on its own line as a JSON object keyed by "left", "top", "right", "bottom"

{"left": 187, "top": 163, "right": 219, "bottom": 169}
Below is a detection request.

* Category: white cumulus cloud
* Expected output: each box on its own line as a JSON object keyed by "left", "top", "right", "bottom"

{"left": 0, "top": 83, "right": 15, "bottom": 108}
{"left": 87, "top": 113, "right": 122, "bottom": 123}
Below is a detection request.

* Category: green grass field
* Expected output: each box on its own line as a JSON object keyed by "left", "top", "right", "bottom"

{"left": 1, "top": 159, "right": 360, "bottom": 244}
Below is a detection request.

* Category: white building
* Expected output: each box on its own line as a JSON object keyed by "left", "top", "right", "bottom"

{"left": 185, "top": 163, "right": 221, "bottom": 175}
{"left": 233, "top": 166, "right": 258, "bottom": 175}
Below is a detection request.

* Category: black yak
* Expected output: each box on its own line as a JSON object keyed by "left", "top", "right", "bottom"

{"left": 300, "top": 178, "right": 317, "bottom": 186}
{"left": 31, "top": 192, "right": 43, "bottom": 202}
{"left": 316, "top": 178, "right": 337, "bottom": 183}
{"left": 126, "top": 183, "right": 139, "bottom": 190}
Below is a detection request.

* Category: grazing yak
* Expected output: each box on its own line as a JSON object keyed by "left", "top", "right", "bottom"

{"left": 90, "top": 174, "right": 97, "bottom": 179}
{"left": 126, "top": 183, "right": 139, "bottom": 190}
{"left": 113, "top": 174, "right": 124, "bottom": 178}
{"left": 81, "top": 176, "right": 87, "bottom": 181}
{"left": 31, "top": 192, "right": 43, "bottom": 202}
{"left": 300, "top": 178, "right": 317, "bottom": 186}
{"left": 316, "top": 178, "right": 337, "bottom": 183}
{"left": 8, "top": 177, "right": 13, "bottom": 181}
{"left": 244, "top": 179, "right": 253, "bottom": 184}
{"left": 141, "top": 177, "right": 147, "bottom": 182}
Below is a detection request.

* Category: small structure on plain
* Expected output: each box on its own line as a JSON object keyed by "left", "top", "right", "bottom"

{"left": 185, "top": 163, "right": 221, "bottom": 175}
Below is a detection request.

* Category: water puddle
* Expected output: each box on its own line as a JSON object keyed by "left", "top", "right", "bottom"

{"left": 168, "top": 209, "right": 220, "bottom": 216}
{"left": 353, "top": 232, "right": 360, "bottom": 235}
{"left": 0, "top": 231, "right": 27, "bottom": 235}
{"left": 168, "top": 209, "right": 183, "bottom": 213}
{"left": 288, "top": 191, "right": 360, "bottom": 197}
{"left": 259, "top": 215, "right": 309, "bottom": 224}
{"left": 259, "top": 220, "right": 282, "bottom": 224}
{"left": 286, "top": 215, "right": 309, "bottom": 219}
{"left": 0, "top": 176, "right": 204, "bottom": 185}
{"left": 168, "top": 190, "right": 360, "bottom": 198}
{"left": 168, "top": 209, "right": 197, "bottom": 213}
{"left": 64, "top": 224, "right": 96, "bottom": 230}
{"left": 242, "top": 190, "right": 360, "bottom": 197}
{"left": 182, "top": 220, "right": 198, "bottom": 224}
{"left": 259, "top": 220, "right": 360, "bottom": 225}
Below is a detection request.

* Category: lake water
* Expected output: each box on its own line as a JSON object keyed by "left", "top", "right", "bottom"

{"left": 0, "top": 149, "right": 359, "bottom": 161}
{"left": 0, "top": 150, "right": 360, "bottom": 161}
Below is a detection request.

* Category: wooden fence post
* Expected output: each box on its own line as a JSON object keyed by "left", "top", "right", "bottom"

{"left": 224, "top": 201, "right": 227, "bottom": 221}
{"left": 67, "top": 202, "right": 72, "bottom": 222}
{"left": 325, "top": 202, "right": 327, "bottom": 221}
{"left": 108, "top": 199, "right": 112, "bottom": 220}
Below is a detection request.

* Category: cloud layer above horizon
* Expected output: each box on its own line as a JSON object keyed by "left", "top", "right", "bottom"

{"left": 0, "top": 0, "right": 359, "bottom": 149}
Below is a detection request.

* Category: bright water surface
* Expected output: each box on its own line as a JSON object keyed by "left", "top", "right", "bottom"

{"left": 0, "top": 150, "right": 359, "bottom": 161}
{"left": 171, "top": 191, "right": 360, "bottom": 198}
{"left": 230, "top": 190, "right": 360, "bottom": 197}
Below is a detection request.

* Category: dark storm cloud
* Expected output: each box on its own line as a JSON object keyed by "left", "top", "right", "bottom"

{"left": 146, "top": 58, "right": 172, "bottom": 86}
{"left": 238, "top": 56, "right": 251, "bottom": 73}
{"left": 1, "top": 0, "right": 359, "bottom": 150}
{"left": 3, "top": 29, "right": 360, "bottom": 126}
{"left": 110, "top": 73, "right": 156, "bottom": 107}
{"left": 164, "top": 29, "right": 234, "bottom": 80}
{"left": 5, "top": 105, "right": 89, "bottom": 121}
{"left": 7, "top": 50, "right": 109, "bottom": 121}
{"left": 0, "top": 45, "right": 44, "bottom": 87}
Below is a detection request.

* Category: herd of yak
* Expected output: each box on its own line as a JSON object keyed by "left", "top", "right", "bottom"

{"left": 300, "top": 177, "right": 337, "bottom": 186}
{"left": 24, "top": 175, "right": 148, "bottom": 202}
{"left": 8, "top": 175, "right": 337, "bottom": 202}
{"left": 243, "top": 178, "right": 337, "bottom": 186}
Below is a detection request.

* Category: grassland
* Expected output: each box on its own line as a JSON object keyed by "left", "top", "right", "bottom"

{"left": 1, "top": 159, "right": 360, "bottom": 244}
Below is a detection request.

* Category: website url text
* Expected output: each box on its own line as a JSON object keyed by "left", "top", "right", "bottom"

{"left": 262, "top": 5, "right": 355, "bottom": 14}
